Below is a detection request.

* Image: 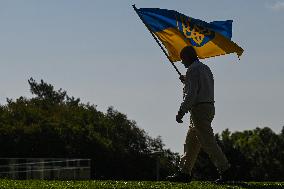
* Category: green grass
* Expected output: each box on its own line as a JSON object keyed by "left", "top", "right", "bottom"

{"left": 0, "top": 180, "right": 283, "bottom": 189}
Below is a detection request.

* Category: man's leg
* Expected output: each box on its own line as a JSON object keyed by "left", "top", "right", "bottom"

{"left": 191, "top": 104, "right": 230, "bottom": 174}
{"left": 166, "top": 125, "right": 200, "bottom": 182}
{"left": 181, "top": 125, "right": 201, "bottom": 175}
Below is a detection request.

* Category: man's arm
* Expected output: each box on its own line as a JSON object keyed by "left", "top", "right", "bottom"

{"left": 176, "top": 69, "right": 199, "bottom": 123}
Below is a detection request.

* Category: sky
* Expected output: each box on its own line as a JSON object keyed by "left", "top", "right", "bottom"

{"left": 0, "top": 0, "right": 283, "bottom": 154}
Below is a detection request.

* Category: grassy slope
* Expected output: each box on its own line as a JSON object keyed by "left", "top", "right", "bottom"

{"left": 0, "top": 180, "right": 283, "bottom": 189}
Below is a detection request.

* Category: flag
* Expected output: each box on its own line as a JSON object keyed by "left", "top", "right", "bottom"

{"left": 135, "top": 8, "right": 244, "bottom": 62}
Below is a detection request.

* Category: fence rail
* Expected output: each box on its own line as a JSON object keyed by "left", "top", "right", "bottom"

{"left": 0, "top": 158, "right": 91, "bottom": 180}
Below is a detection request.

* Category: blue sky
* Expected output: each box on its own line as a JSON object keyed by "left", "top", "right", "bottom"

{"left": 0, "top": 0, "right": 283, "bottom": 153}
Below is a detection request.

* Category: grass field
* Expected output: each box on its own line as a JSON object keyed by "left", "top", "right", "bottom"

{"left": 0, "top": 180, "right": 283, "bottom": 189}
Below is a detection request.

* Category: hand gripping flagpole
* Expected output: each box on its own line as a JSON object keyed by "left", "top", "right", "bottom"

{"left": 132, "top": 5, "right": 183, "bottom": 82}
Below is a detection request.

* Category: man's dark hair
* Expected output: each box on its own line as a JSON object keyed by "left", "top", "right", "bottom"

{"left": 180, "top": 46, "right": 198, "bottom": 61}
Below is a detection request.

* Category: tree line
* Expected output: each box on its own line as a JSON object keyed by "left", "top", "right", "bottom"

{"left": 0, "top": 78, "right": 283, "bottom": 181}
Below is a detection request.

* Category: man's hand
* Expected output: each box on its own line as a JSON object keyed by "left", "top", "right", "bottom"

{"left": 176, "top": 111, "right": 184, "bottom": 123}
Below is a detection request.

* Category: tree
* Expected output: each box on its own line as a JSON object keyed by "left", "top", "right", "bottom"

{"left": 0, "top": 78, "right": 179, "bottom": 180}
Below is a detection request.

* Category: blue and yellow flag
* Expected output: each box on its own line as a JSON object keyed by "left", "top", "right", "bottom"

{"left": 135, "top": 7, "right": 244, "bottom": 62}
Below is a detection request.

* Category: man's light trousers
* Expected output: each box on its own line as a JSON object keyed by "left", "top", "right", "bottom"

{"left": 181, "top": 103, "right": 230, "bottom": 175}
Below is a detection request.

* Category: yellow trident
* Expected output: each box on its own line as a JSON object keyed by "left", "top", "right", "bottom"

{"left": 178, "top": 15, "right": 212, "bottom": 46}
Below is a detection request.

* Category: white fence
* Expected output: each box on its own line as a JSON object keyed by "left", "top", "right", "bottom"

{"left": 0, "top": 158, "right": 91, "bottom": 180}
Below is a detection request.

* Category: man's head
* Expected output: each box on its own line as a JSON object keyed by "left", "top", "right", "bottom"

{"left": 180, "top": 46, "right": 198, "bottom": 68}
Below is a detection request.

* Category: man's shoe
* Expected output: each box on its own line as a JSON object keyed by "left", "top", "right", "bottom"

{"left": 215, "top": 175, "right": 227, "bottom": 184}
{"left": 166, "top": 172, "right": 191, "bottom": 183}
{"left": 215, "top": 167, "right": 233, "bottom": 184}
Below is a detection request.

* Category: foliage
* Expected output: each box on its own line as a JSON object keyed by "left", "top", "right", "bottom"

{"left": 0, "top": 78, "right": 179, "bottom": 180}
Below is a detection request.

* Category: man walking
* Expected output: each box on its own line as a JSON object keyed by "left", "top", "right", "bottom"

{"left": 171, "top": 46, "right": 230, "bottom": 183}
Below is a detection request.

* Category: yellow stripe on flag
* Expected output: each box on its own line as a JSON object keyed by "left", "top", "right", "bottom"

{"left": 155, "top": 28, "right": 243, "bottom": 62}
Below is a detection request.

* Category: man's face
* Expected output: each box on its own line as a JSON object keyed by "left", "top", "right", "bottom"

{"left": 180, "top": 46, "right": 198, "bottom": 68}
{"left": 181, "top": 59, "right": 190, "bottom": 68}
{"left": 181, "top": 54, "right": 195, "bottom": 68}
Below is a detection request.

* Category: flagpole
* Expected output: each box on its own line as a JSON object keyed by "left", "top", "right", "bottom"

{"left": 132, "top": 5, "right": 183, "bottom": 80}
